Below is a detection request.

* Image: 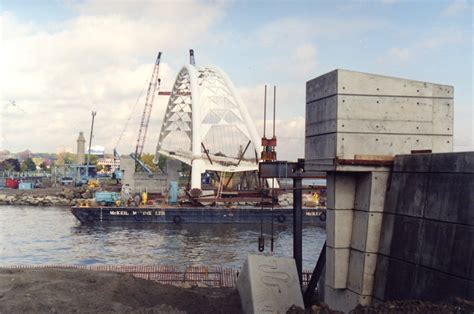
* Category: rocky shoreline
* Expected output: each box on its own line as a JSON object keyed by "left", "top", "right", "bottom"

{"left": 0, "top": 187, "right": 95, "bottom": 207}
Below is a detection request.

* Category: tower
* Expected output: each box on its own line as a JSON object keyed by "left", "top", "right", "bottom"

{"left": 76, "top": 131, "right": 86, "bottom": 164}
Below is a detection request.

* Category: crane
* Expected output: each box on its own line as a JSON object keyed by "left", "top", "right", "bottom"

{"left": 133, "top": 51, "right": 162, "bottom": 172}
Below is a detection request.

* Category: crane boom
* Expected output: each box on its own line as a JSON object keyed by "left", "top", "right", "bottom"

{"left": 134, "top": 52, "right": 162, "bottom": 167}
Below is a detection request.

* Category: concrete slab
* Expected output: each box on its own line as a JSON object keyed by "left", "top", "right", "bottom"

{"left": 351, "top": 211, "right": 383, "bottom": 253}
{"left": 393, "top": 153, "right": 432, "bottom": 172}
{"left": 384, "top": 172, "right": 429, "bottom": 217}
{"left": 326, "top": 172, "right": 356, "bottom": 210}
{"left": 429, "top": 151, "right": 474, "bottom": 173}
{"left": 326, "top": 247, "right": 350, "bottom": 289}
{"left": 327, "top": 209, "right": 353, "bottom": 248}
{"left": 324, "top": 284, "right": 371, "bottom": 313}
{"left": 419, "top": 221, "right": 473, "bottom": 279}
{"left": 236, "top": 255, "right": 304, "bottom": 314}
{"left": 347, "top": 250, "right": 378, "bottom": 296}
{"left": 414, "top": 265, "right": 470, "bottom": 301}
{"left": 424, "top": 173, "right": 474, "bottom": 225}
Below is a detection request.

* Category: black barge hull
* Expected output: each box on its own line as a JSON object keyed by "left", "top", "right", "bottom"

{"left": 71, "top": 206, "right": 326, "bottom": 225}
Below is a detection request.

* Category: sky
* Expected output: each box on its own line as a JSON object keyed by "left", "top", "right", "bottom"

{"left": 0, "top": 0, "right": 472, "bottom": 161}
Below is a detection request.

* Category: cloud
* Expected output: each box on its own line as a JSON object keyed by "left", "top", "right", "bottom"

{"left": 378, "top": 29, "right": 467, "bottom": 65}
{"left": 441, "top": 0, "right": 471, "bottom": 17}
{"left": 0, "top": 1, "right": 226, "bottom": 154}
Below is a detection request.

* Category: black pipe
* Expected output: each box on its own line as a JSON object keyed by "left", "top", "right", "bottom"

{"left": 303, "top": 241, "right": 326, "bottom": 307}
{"left": 293, "top": 172, "right": 303, "bottom": 286}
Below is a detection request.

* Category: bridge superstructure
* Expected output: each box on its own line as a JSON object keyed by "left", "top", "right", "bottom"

{"left": 154, "top": 64, "right": 262, "bottom": 193}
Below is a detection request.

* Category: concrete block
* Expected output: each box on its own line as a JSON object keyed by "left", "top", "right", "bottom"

{"left": 429, "top": 151, "right": 474, "bottom": 173}
{"left": 324, "top": 284, "right": 371, "bottom": 313}
{"left": 334, "top": 133, "right": 452, "bottom": 160}
{"left": 305, "top": 96, "right": 337, "bottom": 136}
{"left": 372, "top": 254, "right": 389, "bottom": 300}
{"left": 347, "top": 250, "right": 378, "bottom": 296}
{"left": 377, "top": 213, "right": 395, "bottom": 257}
{"left": 380, "top": 215, "right": 423, "bottom": 264}
{"left": 305, "top": 134, "right": 336, "bottom": 161}
{"left": 236, "top": 255, "right": 304, "bottom": 314}
{"left": 335, "top": 69, "right": 453, "bottom": 98}
{"left": 306, "top": 70, "right": 338, "bottom": 103}
{"left": 414, "top": 265, "right": 470, "bottom": 301}
{"left": 354, "top": 173, "right": 371, "bottom": 211}
{"left": 326, "top": 172, "right": 356, "bottom": 210}
{"left": 380, "top": 256, "right": 417, "bottom": 301}
{"left": 351, "top": 211, "right": 383, "bottom": 253}
{"left": 420, "top": 221, "right": 473, "bottom": 279}
{"left": 326, "top": 247, "right": 350, "bottom": 289}
{"left": 393, "top": 153, "right": 432, "bottom": 172}
{"left": 424, "top": 173, "right": 474, "bottom": 225}
{"left": 384, "top": 172, "right": 429, "bottom": 217}
{"left": 354, "top": 171, "right": 389, "bottom": 212}
{"left": 327, "top": 209, "right": 353, "bottom": 248}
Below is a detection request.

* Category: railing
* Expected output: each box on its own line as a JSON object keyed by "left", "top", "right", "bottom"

{"left": 1, "top": 264, "right": 314, "bottom": 288}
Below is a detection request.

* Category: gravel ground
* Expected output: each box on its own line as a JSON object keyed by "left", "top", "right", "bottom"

{"left": 0, "top": 268, "right": 242, "bottom": 314}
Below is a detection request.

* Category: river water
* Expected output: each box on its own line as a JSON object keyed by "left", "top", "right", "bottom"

{"left": 0, "top": 206, "right": 325, "bottom": 269}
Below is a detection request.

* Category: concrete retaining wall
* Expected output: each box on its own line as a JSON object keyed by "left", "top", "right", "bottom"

{"left": 374, "top": 152, "right": 474, "bottom": 302}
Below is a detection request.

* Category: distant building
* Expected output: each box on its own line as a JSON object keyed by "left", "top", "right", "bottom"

{"left": 97, "top": 157, "right": 120, "bottom": 170}
{"left": 87, "top": 145, "right": 105, "bottom": 158}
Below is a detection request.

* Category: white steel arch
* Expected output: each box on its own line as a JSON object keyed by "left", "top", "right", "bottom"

{"left": 154, "top": 64, "right": 262, "bottom": 191}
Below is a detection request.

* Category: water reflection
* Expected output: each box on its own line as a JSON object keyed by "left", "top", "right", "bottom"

{"left": 0, "top": 206, "right": 326, "bottom": 269}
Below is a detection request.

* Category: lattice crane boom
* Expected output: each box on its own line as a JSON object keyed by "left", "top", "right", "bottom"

{"left": 134, "top": 51, "right": 162, "bottom": 162}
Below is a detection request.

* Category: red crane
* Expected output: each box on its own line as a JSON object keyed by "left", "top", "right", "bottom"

{"left": 133, "top": 52, "right": 162, "bottom": 169}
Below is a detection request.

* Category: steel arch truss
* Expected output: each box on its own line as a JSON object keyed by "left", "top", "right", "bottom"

{"left": 155, "top": 65, "right": 262, "bottom": 190}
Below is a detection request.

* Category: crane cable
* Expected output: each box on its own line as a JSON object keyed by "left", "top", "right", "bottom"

{"left": 114, "top": 77, "right": 149, "bottom": 149}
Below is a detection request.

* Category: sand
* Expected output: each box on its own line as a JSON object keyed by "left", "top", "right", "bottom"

{"left": 0, "top": 268, "right": 242, "bottom": 313}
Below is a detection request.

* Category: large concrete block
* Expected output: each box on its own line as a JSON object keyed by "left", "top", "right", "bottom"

{"left": 393, "top": 153, "right": 432, "bottom": 172}
{"left": 424, "top": 173, "right": 474, "bottom": 225}
{"left": 351, "top": 211, "right": 383, "bottom": 253}
{"left": 347, "top": 250, "right": 378, "bottom": 296}
{"left": 306, "top": 96, "right": 337, "bottom": 136}
{"left": 326, "top": 247, "right": 350, "bottom": 289}
{"left": 324, "top": 284, "right": 371, "bottom": 313}
{"left": 384, "top": 172, "right": 429, "bottom": 217}
{"left": 419, "top": 221, "right": 473, "bottom": 279}
{"left": 326, "top": 172, "right": 356, "bottom": 210}
{"left": 379, "top": 214, "right": 423, "bottom": 263}
{"left": 236, "top": 255, "right": 304, "bottom": 314}
{"left": 429, "top": 152, "right": 474, "bottom": 173}
{"left": 378, "top": 256, "right": 417, "bottom": 301}
{"left": 306, "top": 69, "right": 453, "bottom": 103}
{"left": 327, "top": 209, "right": 353, "bottom": 248}
{"left": 414, "top": 265, "right": 470, "bottom": 301}
{"left": 354, "top": 171, "right": 389, "bottom": 212}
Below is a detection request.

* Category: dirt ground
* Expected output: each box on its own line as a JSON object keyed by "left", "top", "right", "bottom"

{"left": 0, "top": 268, "right": 242, "bottom": 314}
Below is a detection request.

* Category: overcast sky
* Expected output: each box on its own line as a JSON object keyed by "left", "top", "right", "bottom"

{"left": 0, "top": 0, "right": 472, "bottom": 160}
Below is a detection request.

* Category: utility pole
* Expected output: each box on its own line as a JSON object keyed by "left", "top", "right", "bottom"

{"left": 86, "top": 111, "right": 97, "bottom": 180}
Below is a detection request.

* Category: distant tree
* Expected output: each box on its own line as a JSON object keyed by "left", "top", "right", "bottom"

{"left": 140, "top": 153, "right": 158, "bottom": 172}
{"left": 96, "top": 164, "right": 104, "bottom": 172}
{"left": 24, "top": 157, "right": 37, "bottom": 171}
{"left": 86, "top": 154, "right": 98, "bottom": 165}
{"left": 32, "top": 157, "right": 43, "bottom": 168}
{"left": 158, "top": 154, "right": 168, "bottom": 172}
{"left": 20, "top": 161, "right": 28, "bottom": 172}
{"left": 56, "top": 152, "right": 76, "bottom": 165}
{"left": 40, "top": 161, "right": 49, "bottom": 171}
{"left": 0, "top": 158, "right": 20, "bottom": 172}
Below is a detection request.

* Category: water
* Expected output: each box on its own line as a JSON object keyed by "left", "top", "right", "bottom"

{"left": 0, "top": 206, "right": 326, "bottom": 269}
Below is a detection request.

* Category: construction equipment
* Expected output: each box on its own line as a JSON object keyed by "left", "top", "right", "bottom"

{"left": 134, "top": 52, "right": 163, "bottom": 171}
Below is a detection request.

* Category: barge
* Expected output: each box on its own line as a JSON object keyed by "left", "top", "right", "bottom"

{"left": 71, "top": 206, "right": 326, "bottom": 225}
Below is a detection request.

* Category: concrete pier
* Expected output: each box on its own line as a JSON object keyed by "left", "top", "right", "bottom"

{"left": 305, "top": 69, "right": 464, "bottom": 312}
